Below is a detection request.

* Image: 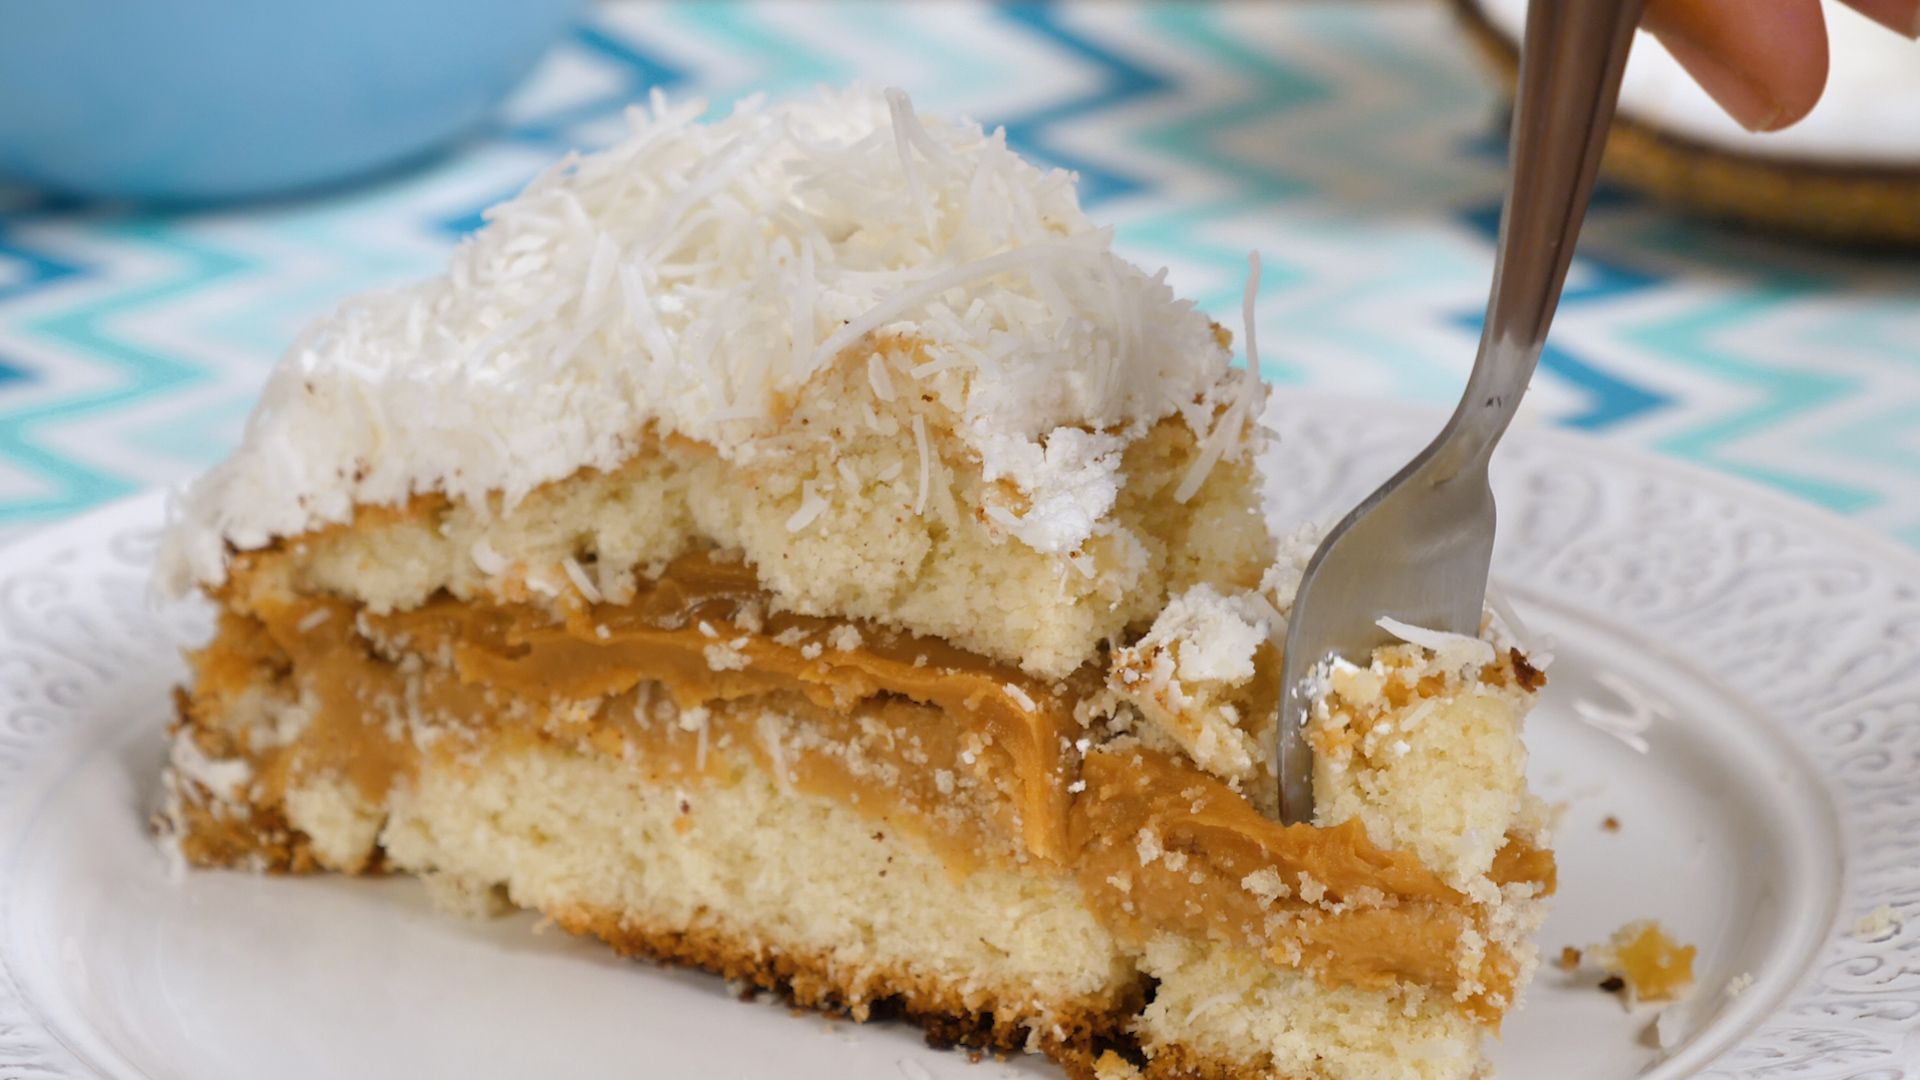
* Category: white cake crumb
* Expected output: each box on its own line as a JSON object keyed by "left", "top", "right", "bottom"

{"left": 703, "top": 642, "right": 751, "bottom": 672}
{"left": 1240, "top": 867, "right": 1289, "bottom": 906}
{"left": 422, "top": 871, "right": 512, "bottom": 919}
{"left": 1855, "top": 904, "right": 1901, "bottom": 939}
{"left": 1107, "top": 583, "right": 1275, "bottom": 795}
{"left": 1092, "top": 1050, "right": 1144, "bottom": 1080}
{"left": 1296, "top": 873, "right": 1327, "bottom": 905}
{"left": 1136, "top": 828, "right": 1164, "bottom": 866}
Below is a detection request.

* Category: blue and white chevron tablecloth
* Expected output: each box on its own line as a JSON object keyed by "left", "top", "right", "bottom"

{"left": 2, "top": 0, "right": 1917, "bottom": 548}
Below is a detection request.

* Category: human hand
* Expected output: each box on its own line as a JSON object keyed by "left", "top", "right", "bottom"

{"left": 1643, "top": 0, "right": 1919, "bottom": 131}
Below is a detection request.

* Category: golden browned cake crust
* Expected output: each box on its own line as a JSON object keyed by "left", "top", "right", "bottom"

{"left": 552, "top": 905, "right": 1139, "bottom": 1070}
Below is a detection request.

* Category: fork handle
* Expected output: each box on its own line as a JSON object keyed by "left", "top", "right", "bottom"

{"left": 1435, "top": 0, "right": 1644, "bottom": 477}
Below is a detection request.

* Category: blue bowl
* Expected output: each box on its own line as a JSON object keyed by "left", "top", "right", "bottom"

{"left": 0, "top": 0, "right": 584, "bottom": 203}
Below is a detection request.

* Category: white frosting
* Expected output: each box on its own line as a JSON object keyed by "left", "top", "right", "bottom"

{"left": 975, "top": 427, "right": 1127, "bottom": 554}
{"left": 1481, "top": 0, "right": 1920, "bottom": 163}
{"left": 1255, "top": 518, "right": 1324, "bottom": 619}
{"left": 158, "top": 87, "right": 1234, "bottom": 593}
{"left": 1135, "top": 583, "right": 1273, "bottom": 687}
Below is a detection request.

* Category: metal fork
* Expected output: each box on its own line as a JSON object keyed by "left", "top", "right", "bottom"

{"left": 1272, "top": 0, "right": 1645, "bottom": 824}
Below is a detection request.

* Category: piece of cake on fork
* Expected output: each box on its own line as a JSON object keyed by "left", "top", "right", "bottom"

{"left": 154, "top": 88, "right": 1553, "bottom": 1080}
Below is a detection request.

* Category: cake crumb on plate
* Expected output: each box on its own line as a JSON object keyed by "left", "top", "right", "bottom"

{"left": 1855, "top": 904, "right": 1900, "bottom": 940}
{"left": 1590, "top": 920, "right": 1696, "bottom": 1005}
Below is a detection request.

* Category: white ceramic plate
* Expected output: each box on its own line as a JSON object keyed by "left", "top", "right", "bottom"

{"left": 2, "top": 392, "right": 1916, "bottom": 1080}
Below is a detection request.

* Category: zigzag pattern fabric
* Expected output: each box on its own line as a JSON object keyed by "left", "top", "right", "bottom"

{"left": 1, "top": 1, "right": 1916, "bottom": 544}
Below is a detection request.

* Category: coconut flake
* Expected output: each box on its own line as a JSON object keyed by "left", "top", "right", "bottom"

{"left": 470, "top": 539, "right": 508, "bottom": 576}
{"left": 785, "top": 485, "right": 830, "bottom": 533}
{"left": 1653, "top": 1006, "right": 1688, "bottom": 1051}
{"left": 866, "top": 352, "right": 896, "bottom": 402}
{"left": 1376, "top": 616, "right": 1496, "bottom": 670}
{"left": 1176, "top": 251, "right": 1262, "bottom": 503}
{"left": 1185, "top": 992, "right": 1239, "bottom": 1026}
{"left": 757, "top": 712, "right": 791, "bottom": 793}
{"left": 809, "top": 239, "right": 1101, "bottom": 376}
{"left": 910, "top": 414, "right": 931, "bottom": 516}
{"left": 1004, "top": 683, "right": 1038, "bottom": 711}
{"left": 884, "top": 87, "right": 937, "bottom": 244}
{"left": 561, "top": 556, "right": 603, "bottom": 604}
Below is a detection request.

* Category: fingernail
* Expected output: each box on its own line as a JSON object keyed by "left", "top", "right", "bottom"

{"left": 1656, "top": 32, "right": 1788, "bottom": 132}
{"left": 1840, "top": 0, "right": 1920, "bottom": 39}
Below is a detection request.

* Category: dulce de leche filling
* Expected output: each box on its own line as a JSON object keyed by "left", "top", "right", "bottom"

{"left": 189, "top": 549, "right": 1553, "bottom": 1016}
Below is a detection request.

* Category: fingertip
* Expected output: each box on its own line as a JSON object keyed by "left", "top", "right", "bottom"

{"left": 1762, "top": 6, "right": 1829, "bottom": 130}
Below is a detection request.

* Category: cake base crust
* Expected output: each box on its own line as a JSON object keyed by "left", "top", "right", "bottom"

{"left": 552, "top": 905, "right": 1136, "bottom": 1077}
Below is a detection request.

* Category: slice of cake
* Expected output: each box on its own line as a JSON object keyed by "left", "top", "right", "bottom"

{"left": 154, "top": 88, "right": 1554, "bottom": 1080}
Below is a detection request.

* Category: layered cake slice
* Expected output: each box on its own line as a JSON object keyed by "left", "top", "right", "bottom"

{"left": 155, "top": 89, "right": 1554, "bottom": 1080}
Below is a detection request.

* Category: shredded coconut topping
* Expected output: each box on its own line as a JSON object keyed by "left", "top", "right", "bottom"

{"left": 910, "top": 414, "right": 932, "bottom": 516}
{"left": 157, "top": 87, "right": 1241, "bottom": 593}
{"left": 561, "top": 556, "right": 602, "bottom": 604}
{"left": 1175, "top": 251, "right": 1263, "bottom": 504}
{"left": 470, "top": 538, "right": 508, "bottom": 576}
{"left": 784, "top": 484, "right": 830, "bottom": 533}
{"left": 1004, "top": 683, "right": 1038, "bottom": 712}
{"left": 1376, "top": 615, "right": 1496, "bottom": 671}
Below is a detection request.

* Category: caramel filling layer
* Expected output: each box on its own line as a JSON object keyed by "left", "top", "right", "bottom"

{"left": 189, "top": 550, "right": 1553, "bottom": 1015}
